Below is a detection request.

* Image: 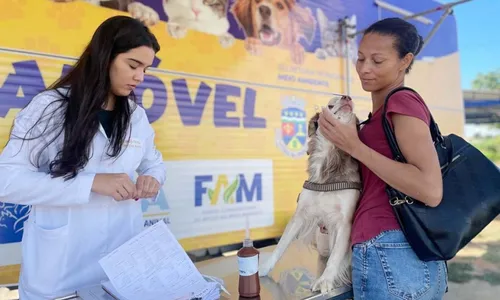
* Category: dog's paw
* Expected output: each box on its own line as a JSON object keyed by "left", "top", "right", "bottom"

{"left": 167, "top": 22, "right": 187, "bottom": 39}
{"left": 219, "top": 33, "right": 235, "bottom": 49}
{"left": 128, "top": 2, "right": 160, "bottom": 27}
{"left": 291, "top": 43, "right": 305, "bottom": 64}
{"left": 244, "top": 38, "right": 262, "bottom": 55}
{"left": 311, "top": 274, "right": 335, "bottom": 294}
{"left": 258, "top": 262, "right": 273, "bottom": 277}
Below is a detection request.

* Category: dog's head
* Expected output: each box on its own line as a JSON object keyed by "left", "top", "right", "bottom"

{"left": 307, "top": 95, "right": 357, "bottom": 140}
{"left": 232, "top": 0, "right": 297, "bottom": 46}
{"left": 306, "top": 96, "right": 360, "bottom": 181}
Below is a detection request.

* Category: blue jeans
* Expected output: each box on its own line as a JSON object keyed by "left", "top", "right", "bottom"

{"left": 352, "top": 230, "right": 448, "bottom": 300}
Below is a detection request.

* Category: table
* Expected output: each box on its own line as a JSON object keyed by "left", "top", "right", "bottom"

{"left": 194, "top": 241, "right": 353, "bottom": 300}
{"left": 76, "top": 241, "right": 353, "bottom": 300}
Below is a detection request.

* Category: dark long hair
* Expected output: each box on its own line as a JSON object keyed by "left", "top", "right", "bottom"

{"left": 364, "top": 18, "right": 424, "bottom": 73}
{"left": 18, "top": 16, "right": 160, "bottom": 180}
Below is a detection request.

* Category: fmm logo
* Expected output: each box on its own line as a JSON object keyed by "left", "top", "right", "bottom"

{"left": 194, "top": 174, "right": 263, "bottom": 207}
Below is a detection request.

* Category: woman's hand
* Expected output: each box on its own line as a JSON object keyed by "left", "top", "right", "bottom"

{"left": 136, "top": 175, "right": 160, "bottom": 199}
{"left": 91, "top": 173, "right": 137, "bottom": 201}
{"left": 317, "top": 107, "right": 362, "bottom": 156}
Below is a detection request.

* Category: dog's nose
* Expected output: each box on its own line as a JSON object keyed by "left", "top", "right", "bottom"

{"left": 342, "top": 96, "right": 352, "bottom": 102}
{"left": 259, "top": 5, "right": 271, "bottom": 18}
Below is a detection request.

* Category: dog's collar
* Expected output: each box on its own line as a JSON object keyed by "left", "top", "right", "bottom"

{"left": 302, "top": 180, "right": 362, "bottom": 192}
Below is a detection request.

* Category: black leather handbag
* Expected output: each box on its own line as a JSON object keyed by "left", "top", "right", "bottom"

{"left": 382, "top": 86, "right": 500, "bottom": 262}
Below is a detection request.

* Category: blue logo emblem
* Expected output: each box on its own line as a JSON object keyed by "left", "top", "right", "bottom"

{"left": 141, "top": 188, "right": 169, "bottom": 212}
{"left": 0, "top": 203, "right": 31, "bottom": 244}
{"left": 275, "top": 97, "right": 308, "bottom": 158}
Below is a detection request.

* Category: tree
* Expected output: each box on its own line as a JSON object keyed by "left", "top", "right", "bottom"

{"left": 472, "top": 69, "right": 500, "bottom": 91}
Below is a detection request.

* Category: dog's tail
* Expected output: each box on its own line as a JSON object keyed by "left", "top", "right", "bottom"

{"left": 290, "top": 6, "right": 316, "bottom": 45}
{"left": 327, "top": 217, "right": 354, "bottom": 286}
{"left": 334, "top": 249, "right": 353, "bottom": 286}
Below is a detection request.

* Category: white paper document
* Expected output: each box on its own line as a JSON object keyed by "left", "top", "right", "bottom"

{"left": 98, "top": 221, "right": 223, "bottom": 300}
{"left": 101, "top": 280, "right": 221, "bottom": 300}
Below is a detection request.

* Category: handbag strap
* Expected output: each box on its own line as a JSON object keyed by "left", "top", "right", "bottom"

{"left": 381, "top": 86, "right": 444, "bottom": 163}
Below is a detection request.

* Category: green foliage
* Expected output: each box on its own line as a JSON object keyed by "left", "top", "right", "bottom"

{"left": 472, "top": 69, "right": 500, "bottom": 91}
{"left": 471, "top": 135, "right": 500, "bottom": 164}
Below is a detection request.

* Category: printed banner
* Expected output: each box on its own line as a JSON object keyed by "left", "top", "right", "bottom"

{"left": 163, "top": 159, "right": 274, "bottom": 239}
{"left": 1, "top": 0, "right": 464, "bottom": 280}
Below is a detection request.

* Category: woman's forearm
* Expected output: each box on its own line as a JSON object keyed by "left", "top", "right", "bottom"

{"left": 352, "top": 143, "right": 442, "bottom": 207}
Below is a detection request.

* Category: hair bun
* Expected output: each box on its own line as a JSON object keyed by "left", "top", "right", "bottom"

{"left": 415, "top": 34, "right": 424, "bottom": 56}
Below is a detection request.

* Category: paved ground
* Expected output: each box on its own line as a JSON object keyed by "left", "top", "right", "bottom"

{"left": 443, "top": 216, "right": 500, "bottom": 299}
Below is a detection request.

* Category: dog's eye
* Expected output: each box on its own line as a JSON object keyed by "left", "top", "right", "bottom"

{"left": 328, "top": 105, "right": 334, "bottom": 109}
{"left": 276, "top": 2, "right": 284, "bottom": 10}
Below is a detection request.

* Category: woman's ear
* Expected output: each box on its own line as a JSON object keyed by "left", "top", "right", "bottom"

{"left": 401, "top": 52, "right": 414, "bottom": 72}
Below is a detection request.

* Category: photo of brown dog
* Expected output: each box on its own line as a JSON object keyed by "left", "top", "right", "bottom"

{"left": 231, "top": 0, "right": 316, "bottom": 64}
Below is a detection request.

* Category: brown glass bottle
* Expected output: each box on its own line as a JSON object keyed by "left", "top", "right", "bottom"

{"left": 237, "top": 238, "right": 260, "bottom": 297}
{"left": 239, "top": 296, "right": 261, "bottom": 300}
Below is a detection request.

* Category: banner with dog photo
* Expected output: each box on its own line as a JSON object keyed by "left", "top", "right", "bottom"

{"left": 0, "top": 0, "right": 463, "bottom": 281}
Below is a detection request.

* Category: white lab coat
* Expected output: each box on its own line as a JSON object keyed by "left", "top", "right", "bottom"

{"left": 0, "top": 89, "right": 166, "bottom": 299}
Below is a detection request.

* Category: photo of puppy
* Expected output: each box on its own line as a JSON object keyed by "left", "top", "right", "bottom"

{"left": 315, "top": 8, "right": 358, "bottom": 64}
{"left": 162, "top": 0, "right": 235, "bottom": 48}
{"left": 51, "top": 0, "right": 160, "bottom": 26}
{"left": 258, "top": 96, "right": 362, "bottom": 294}
{"left": 231, "top": 0, "right": 316, "bottom": 64}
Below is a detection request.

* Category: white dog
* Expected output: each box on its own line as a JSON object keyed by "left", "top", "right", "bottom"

{"left": 258, "top": 96, "right": 362, "bottom": 294}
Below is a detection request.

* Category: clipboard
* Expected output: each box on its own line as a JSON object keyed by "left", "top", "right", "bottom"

{"left": 100, "top": 280, "right": 219, "bottom": 300}
{"left": 75, "top": 284, "right": 117, "bottom": 300}
{"left": 100, "top": 281, "right": 122, "bottom": 300}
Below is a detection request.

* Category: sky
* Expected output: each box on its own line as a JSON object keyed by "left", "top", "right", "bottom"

{"left": 441, "top": 0, "right": 500, "bottom": 89}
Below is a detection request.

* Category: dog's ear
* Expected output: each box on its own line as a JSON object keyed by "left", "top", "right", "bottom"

{"left": 307, "top": 112, "right": 320, "bottom": 155}
{"left": 290, "top": 5, "right": 316, "bottom": 45}
{"left": 308, "top": 112, "right": 320, "bottom": 137}
{"left": 283, "top": 0, "right": 296, "bottom": 10}
{"left": 231, "top": 0, "right": 254, "bottom": 38}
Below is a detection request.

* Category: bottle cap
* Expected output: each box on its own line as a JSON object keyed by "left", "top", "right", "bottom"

{"left": 243, "top": 216, "right": 253, "bottom": 247}
{"left": 245, "top": 216, "right": 250, "bottom": 240}
{"left": 243, "top": 238, "right": 253, "bottom": 247}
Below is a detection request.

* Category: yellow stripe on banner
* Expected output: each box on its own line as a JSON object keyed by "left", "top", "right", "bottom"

{"left": 0, "top": 264, "right": 20, "bottom": 285}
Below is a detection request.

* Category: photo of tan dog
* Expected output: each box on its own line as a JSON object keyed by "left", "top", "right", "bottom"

{"left": 258, "top": 96, "right": 362, "bottom": 293}
{"left": 231, "top": 0, "right": 316, "bottom": 64}
{"left": 51, "top": 0, "right": 160, "bottom": 26}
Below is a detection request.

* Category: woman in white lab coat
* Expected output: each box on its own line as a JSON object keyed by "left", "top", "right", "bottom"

{"left": 0, "top": 16, "right": 166, "bottom": 299}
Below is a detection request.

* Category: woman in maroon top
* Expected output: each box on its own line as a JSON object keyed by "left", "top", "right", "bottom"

{"left": 318, "top": 18, "right": 447, "bottom": 299}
